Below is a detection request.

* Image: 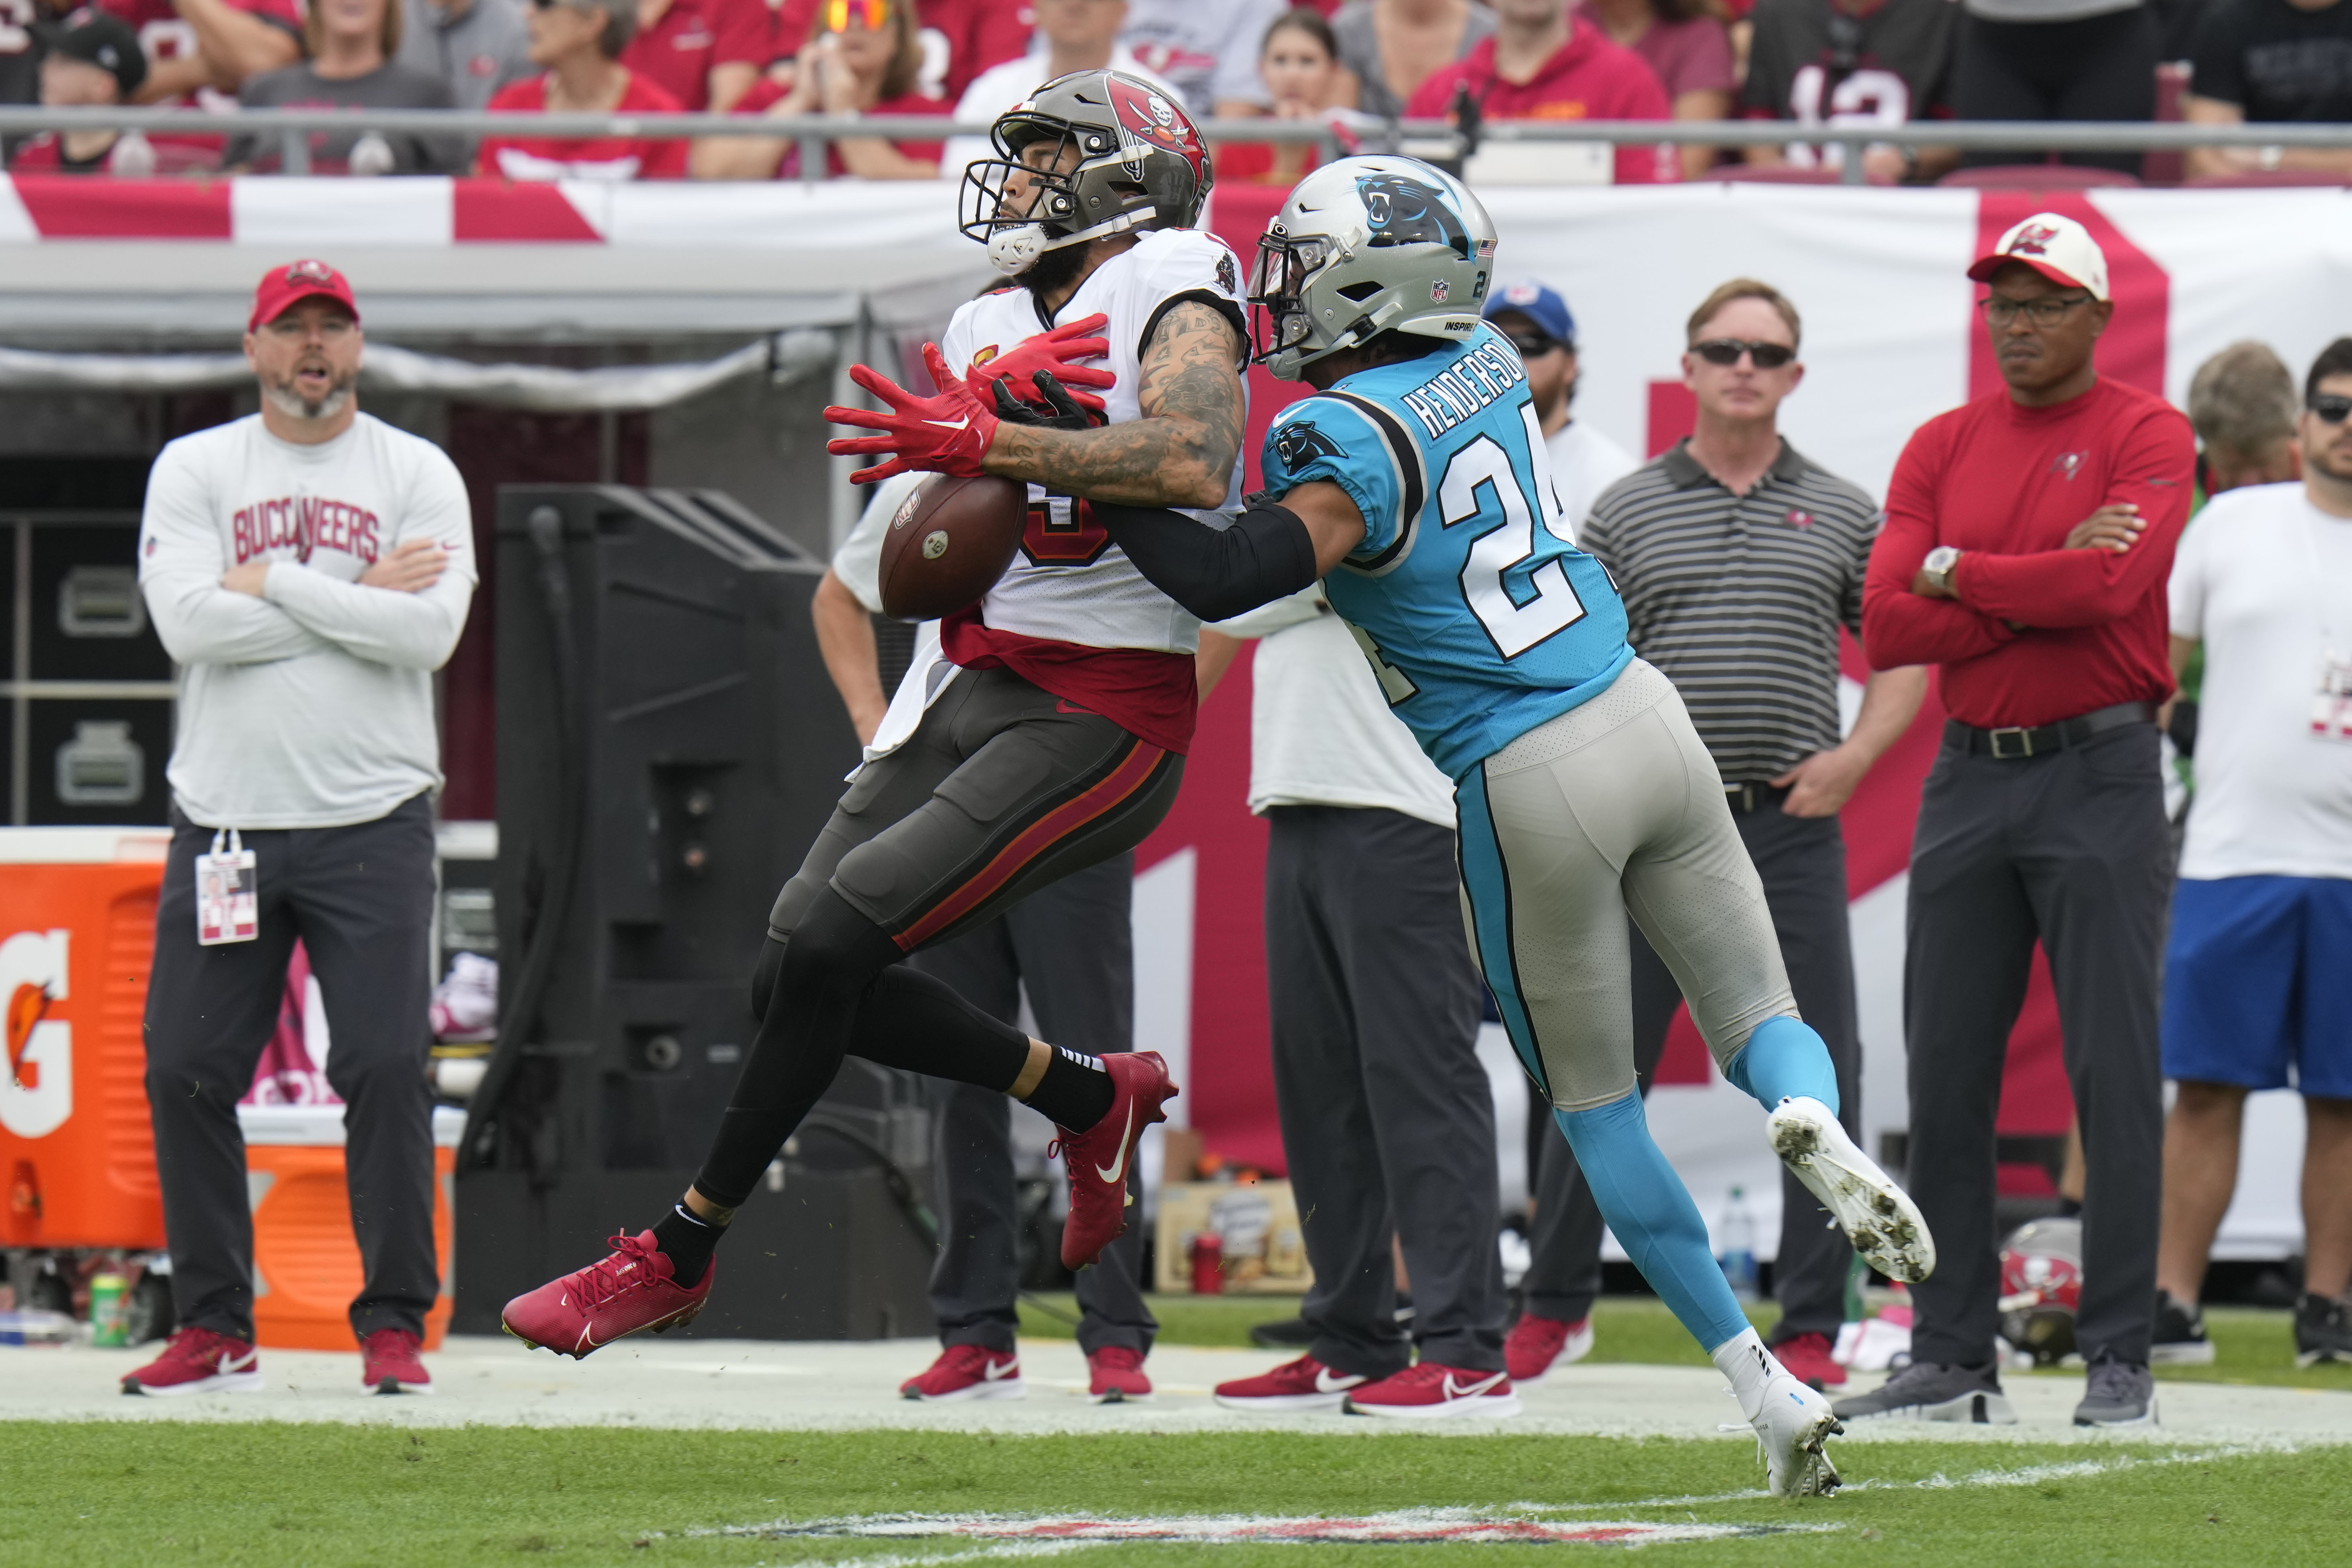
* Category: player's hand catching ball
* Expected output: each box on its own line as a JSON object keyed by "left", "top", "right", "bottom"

{"left": 826, "top": 344, "right": 1000, "bottom": 485}
{"left": 361, "top": 538, "right": 451, "bottom": 593}
{"left": 990, "top": 369, "right": 1099, "bottom": 432}
{"left": 969, "top": 313, "right": 1114, "bottom": 416}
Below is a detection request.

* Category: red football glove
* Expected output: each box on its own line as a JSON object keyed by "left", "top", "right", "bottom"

{"left": 969, "top": 312, "right": 1114, "bottom": 418}
{"left": 825, "top": 343, "right": 1000, "bottom": 485}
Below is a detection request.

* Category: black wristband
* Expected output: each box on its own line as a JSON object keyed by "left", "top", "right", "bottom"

{"left": 1090, "top": 495, "right": 1319, "bottom": 623}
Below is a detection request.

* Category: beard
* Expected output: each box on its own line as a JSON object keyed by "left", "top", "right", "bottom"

{"left": 264, "top": 365, "right": 356, "bottom": 423}
{"left": 1018, "top": 239, "right": 1092, "bottom": 301}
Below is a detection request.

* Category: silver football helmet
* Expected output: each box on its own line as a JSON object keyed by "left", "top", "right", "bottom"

{"left": 1248, "top": 155, "right": 1498, "bottom": 381}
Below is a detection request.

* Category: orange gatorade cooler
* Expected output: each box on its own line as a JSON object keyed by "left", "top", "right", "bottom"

{"left": 1, "top": 827, "right": 171, "bottom": 1252}
{"left": 240, "top": 1104, "right": 463, "bottom": 1351}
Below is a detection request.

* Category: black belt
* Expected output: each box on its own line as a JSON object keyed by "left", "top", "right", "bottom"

{"left": 1949, "top": 701, "right": 2157, "bottom": 761}
{"left": 1724, "top": 781, "right": 1792, "bottom": 813}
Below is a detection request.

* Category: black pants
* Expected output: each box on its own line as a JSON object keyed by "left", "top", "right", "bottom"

{"left": 143, "top": 794, "right": 439, "bottom": 1344}
{"left": 1905, "top": 722, "right": 2168, "bottom": 1367}
{"left": 1267, "top": 806, "right": 1504, "bottom": 1377}
{"left": 698, "top": 667, "right": 1184, "bottom": 1209}
{"left": 912, "top": 854, "right": 1155, "bottom": 1357}
{"left": 1522, "top": 795, "right": 1863, "bottom": 1342}
{"left": 1953, "top": 9, "right": 2160, "bottom": 175}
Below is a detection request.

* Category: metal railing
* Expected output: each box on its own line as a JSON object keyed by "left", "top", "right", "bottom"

{"left": 4, "top": 106, "right": 2352, "bottom": 185}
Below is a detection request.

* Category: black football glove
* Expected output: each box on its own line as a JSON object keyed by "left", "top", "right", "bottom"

{"left": 989, "top": 368, "right": 1103, "bottom": 431}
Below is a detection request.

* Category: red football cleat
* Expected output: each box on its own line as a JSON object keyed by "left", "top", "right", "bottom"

{"left": 360, "top": 1328, "right": 433, "bottom": 1395}
{"left": 1504, "top": 1312, "right": 1594, "bottom": 1386}
{"left": 120, "top": 1326, "right": 262, "bottom": 1397}
{"left": 899, "top": 1344, "right": 1024, "bottom": 1401}
{"left": 1054, "top": 1051, "right": 1176, "bottom": 1270}
{"left": 500, "top": 1230, "right": 712, "bottom": 1357}
{"left": 1346, "top": 1361, "right": 1521, "bottom": 1419}
{"left": 1087, "top": 1345, "right": 1153, "bottom": 1403}
{"left": 1771, "top": 1330, "right": 1848, "bottom": 1390}
{"left": 1212, "top": 1354, "right": 1363, "bottom": 1411}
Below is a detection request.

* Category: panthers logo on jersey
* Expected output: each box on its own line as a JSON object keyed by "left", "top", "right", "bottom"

{"left": 1273, "top": 421, "right": 1345, "bottom": 470}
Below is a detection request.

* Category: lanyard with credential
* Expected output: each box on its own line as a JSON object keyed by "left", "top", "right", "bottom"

{"left": 196, "top": 829, "right": 259, "bottom": 945}
{"left": 2301, "top": 507, "right": 2352, "bottom": 742}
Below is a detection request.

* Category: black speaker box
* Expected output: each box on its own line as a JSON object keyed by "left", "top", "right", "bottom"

{"left": 457, "top": 485, "right": 934, "bottom": 1341}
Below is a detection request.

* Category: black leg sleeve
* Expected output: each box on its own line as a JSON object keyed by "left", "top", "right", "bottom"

{"left": 1090, "top": 495, "right": 1319, "bottom": 622}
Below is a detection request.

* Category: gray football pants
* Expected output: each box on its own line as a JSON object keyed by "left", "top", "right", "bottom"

{"left": 1266, "top": 805, "right": 1504, "bottom": 1378}
{"left": 911, "top": 854, "right": 1155, "bottom": 1357}
{"left": 1523, "top": 802, "right": 1862, "bottom": 1342}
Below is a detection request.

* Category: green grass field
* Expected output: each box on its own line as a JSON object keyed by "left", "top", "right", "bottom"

{"left": 5, "top": 1423, "right": 2348, "bottom": 1567}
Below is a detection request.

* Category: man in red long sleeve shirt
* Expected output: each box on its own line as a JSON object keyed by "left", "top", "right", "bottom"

{"left": 1847, "top": 213, "right": 2192, "bottom": 1430}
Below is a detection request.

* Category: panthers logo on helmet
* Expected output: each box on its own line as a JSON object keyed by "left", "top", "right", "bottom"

{"left": 1355, "top": 174, "right": 1471, "bottom": 261}
{"left": 1105, "top": 74, "right": 1205, "bottom": 182}
{"left": 1273, "top": 420, "right": 1345, "bottom": 470}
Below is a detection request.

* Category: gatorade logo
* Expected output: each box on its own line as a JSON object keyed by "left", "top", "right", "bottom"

{"left": 1, "top": 930, "right": 71, "bottom": 1140}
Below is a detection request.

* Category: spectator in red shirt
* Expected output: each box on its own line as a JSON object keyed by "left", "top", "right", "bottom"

{"left": 768, "top": 0, "right": 1030, "bottom": 102}
{"left": 9, "top": 8, "right": 147, "bottom": 173}
{"left": 1404, "top": 0, "right": 1678, "bottom": 184}
{"left": 106, "top": 0, "right": 303, "bottom": 106}
{"left": 1574, "top": 0, "right": 1735, "bottom": 177}
{"left": 1848, "top": 214, "right": 2192, "bottom": 1432}
{"left": 693, "top": 0, "right": 945, "bottom": 179}
{"left": 621, "top": 0, "right": 767, "bottom": 111}
{"left": 477, "top": 0, "right": 688, "bottom": 180}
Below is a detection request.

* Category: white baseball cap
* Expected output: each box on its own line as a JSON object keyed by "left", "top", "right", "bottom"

{"left": 1967, "top": 213, "right": 2110, "bottom": 303}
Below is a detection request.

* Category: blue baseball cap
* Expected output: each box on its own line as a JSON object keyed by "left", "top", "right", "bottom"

{"left": 1481, "top": 279, "right": 1575, "bottom": 348}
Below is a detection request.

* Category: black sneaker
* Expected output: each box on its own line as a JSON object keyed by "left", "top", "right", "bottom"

{"left": 1248, "top": 1316, "right": 1316, "bottom": 1350}
{"left": 2295, "top": 1292, "right": 2352, "bottom": 1368}
{"left": 2151, "top": 1290, "right": 2215, "bottom": 1365}
{"left": 2074, "top": 1357, "right": 2157, "bottom": 1426}
{"left": 1833, "top": 1359, "right": 2016, "bottom": 1424}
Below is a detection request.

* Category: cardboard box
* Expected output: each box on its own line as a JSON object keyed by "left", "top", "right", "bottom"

{"left": 1153, "top": 1179, "right": 1312, "bottom": 1295}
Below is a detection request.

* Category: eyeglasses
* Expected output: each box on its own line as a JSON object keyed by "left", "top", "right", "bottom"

{"left": 1506, "top": 332, "right": 1564, "bottom": 360}
{"left": 1977, "top": 294, "right": 2094, "bottom": 328}
{"left": 826, "top": 0, "right": 890, "bottom": 29}
{"left": 2311, "top": 393, "right": 2352, "bottom": 425}
{"left": 1691, "top": 338, "right": 1796, "bottom": 369}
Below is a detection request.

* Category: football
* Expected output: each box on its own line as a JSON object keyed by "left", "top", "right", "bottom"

{"left": 877, "top": 473, "right": 1027, "bottom": 620}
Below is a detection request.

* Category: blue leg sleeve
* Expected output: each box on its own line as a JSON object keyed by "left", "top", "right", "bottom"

{"left": 1553, "top": 1094, "right": 1750, "bottom": 1352}
{"left": 1722, "top": 1013, "right": 1840, "bottom": 1117}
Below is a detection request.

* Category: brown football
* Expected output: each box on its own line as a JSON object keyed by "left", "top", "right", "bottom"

{"left": 877, "top": 473, "right": 1028, "bottom": 620}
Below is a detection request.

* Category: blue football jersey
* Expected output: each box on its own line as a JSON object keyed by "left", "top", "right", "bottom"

{"left": 1259, "top": 323, "right": 1634, "bottom": 780}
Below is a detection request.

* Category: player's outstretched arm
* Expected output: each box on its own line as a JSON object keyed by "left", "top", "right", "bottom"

{"left": 1091, "top": 481, "right": 1366, "bottom": 623}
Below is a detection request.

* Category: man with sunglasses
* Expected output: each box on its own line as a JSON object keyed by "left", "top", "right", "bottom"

{"left": 2155, "top": 340, "right": 2352, "bottom": 1371}
{"left": 1506, "top": 278, "right": 1928, "bottom": 1394}
{"left": 1853, "top": 213, "right": 2194, "bottom": 1428}
{"left": 1481, "top": 279, "right": 1636, "bottom": 538}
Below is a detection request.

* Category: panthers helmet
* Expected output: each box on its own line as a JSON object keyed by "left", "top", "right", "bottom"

{"left": 958, "top": 69, "right": 1213, "bottom": 277}
{"left": 1997, "top": 1216, "right": 2084, "bottom": 1366}
{"left": 1248, "top": 155, "right": 1498, "bottom": 381}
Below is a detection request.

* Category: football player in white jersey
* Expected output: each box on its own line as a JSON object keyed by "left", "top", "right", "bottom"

{"left": 502, "top": 69, "right": 1251, "bottom": 1357}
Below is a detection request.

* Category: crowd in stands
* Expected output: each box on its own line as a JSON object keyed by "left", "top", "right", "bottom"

{"left": 3, "top": 0, "right": 2350, "bottom": 182}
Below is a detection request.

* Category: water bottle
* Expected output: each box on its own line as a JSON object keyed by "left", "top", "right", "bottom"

{"left": 90, "top": 1271, "right": 129, "bottom": 1347}
{"left": 1718, "top": 1185, "right": 1760, "bottom": 1302}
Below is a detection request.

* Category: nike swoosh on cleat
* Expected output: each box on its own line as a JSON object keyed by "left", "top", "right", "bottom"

{"left": 923, "top": 417, "right": 971, "bottom": 431}
{"left": 1313, "top": 1368, "right": 1364, "bottom": 1393}
{"left": 1094, "top": 1101, "right": 1139, "bottom": 1183}
{"left": 983, "top": 1359, "right": 1018, "bottom": 1381}
{"left": 1442, "top": 1371, "right": 1507, "bottom": 1401}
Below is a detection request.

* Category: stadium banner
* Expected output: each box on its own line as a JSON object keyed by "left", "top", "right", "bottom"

{"left": 2, "top": 176, "right": 2328, "bottom": 1260}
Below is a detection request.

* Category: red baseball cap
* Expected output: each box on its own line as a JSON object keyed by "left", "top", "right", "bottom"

{"left": 249, "top": 258, "right": 360, "bottom": 332}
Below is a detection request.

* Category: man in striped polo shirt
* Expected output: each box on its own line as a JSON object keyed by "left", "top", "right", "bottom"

{"left": 1506, "top": 278, "right": 1928, "bottom": 1393}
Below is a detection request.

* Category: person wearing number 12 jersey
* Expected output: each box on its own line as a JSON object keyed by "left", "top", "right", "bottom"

{"left": 1032, "top": 156, "right": 1936, "bottom": 1494}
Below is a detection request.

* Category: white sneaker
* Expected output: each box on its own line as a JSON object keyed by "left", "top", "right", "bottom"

{"left": 1748, "top": 1364, "right": 1843, "bottom": 1498}
{"left": 1768, "top": 1097, "right": 1936, "bottom": 1284}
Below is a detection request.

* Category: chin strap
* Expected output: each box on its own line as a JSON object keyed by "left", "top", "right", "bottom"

{"left": 987, "top": 208, "right": 1164, "bottom": 277}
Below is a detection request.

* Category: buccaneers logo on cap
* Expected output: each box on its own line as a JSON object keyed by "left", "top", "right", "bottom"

{"left": 286, "top": 259, "right": 336, "bottom": 285}
{"left": 2008, "top": 223, "right": 2061, "bottom": 257}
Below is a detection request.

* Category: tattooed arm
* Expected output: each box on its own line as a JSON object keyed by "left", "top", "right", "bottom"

{"left": 980, "top": 301, "right": 1246, "bottom": 510}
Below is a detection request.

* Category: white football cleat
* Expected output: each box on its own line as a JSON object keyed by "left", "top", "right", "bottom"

{"left": 1748, "top": 1362, "right": 1843, "bottom": 1498}
{"left": 1768, "top": 1096, "right": 1936, "bottom": 1284}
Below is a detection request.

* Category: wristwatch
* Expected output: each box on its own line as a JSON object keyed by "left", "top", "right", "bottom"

{"left": 1923, "top": 545, "right": 1962, "bottom": 594}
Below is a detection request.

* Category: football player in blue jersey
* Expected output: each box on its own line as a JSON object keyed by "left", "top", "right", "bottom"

{"left": 1002, "top": 156, "right": 1939, "bottom": 1496}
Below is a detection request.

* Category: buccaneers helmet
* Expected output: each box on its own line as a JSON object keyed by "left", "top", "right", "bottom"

{"left": 958, "top": 69, "right": 1213, "bottom": 277}
{"left": 1997, "top": 1216, "right": 2084, "bottom": 1366}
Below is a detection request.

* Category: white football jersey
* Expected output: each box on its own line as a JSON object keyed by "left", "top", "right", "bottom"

{"left": 938, "top": 226, "right": 1248, "bottom": 656}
